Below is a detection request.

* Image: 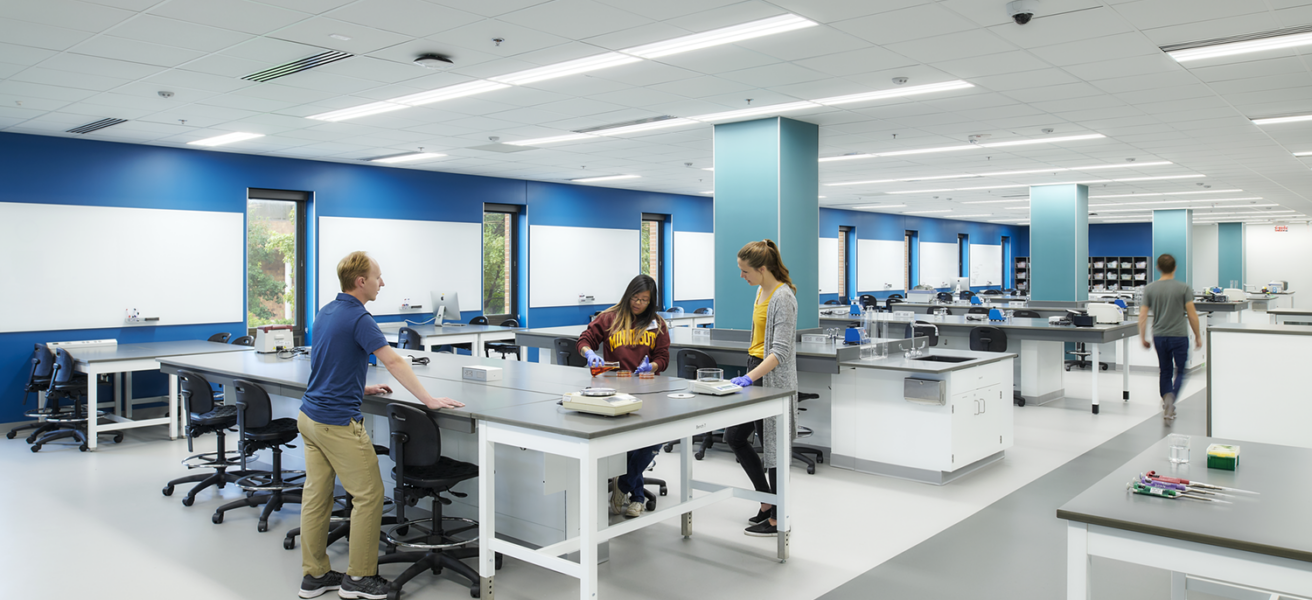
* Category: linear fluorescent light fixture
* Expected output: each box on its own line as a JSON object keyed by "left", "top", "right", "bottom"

{"left": 1088, "top": 197, "right": 1262, "bottom": 207}
{"left": 835, "top": 162, "right": 1176, "bottom": 189}
{"left": 851, "top": 204, "right": 906, "bottom": 209}
{"left": 904, "top": 209, "right": 953, "bottom": 214}
{"left": 370, "top": 152, "right": 446, "bottom": 164}
{"left": 946, "top": 214, "right": 991, "bottom": 218}
{"left": 1109, "top": 175, "right": 1205, "bottom": 182}
{"left": 690, "top": 101, "right": 818, "bottom": 122}
{"left": 506, "top": 133, "right": 596, "bottom": 146}
{"left": 188, "top": 132, "right": 264, "bottom": 147}
{"left": 491, "top": 52, "right": 641, "bottom": 85}
{"left": 989, "top": 218, "right": 1028, "bottom": 223}
{"left": 596, "top": 117, "right": 699, "bottom": 135}
{"left": 572, "top": 174, "right": 640, "bottom": 183}
{"left": 819, "top": 136, "right": 1105, "bottom": 164}
{"left": 814, "top": 80, "right": 974, "bottom": 106}
{"left": 391, "top": 81, "right": 510, "bottom": 106}
{"left": 1253, "top": 114, "right": 1312, "bottom": 126}
{"left": 308, "top": 101, "right": 407, "bottom": 122}
{"left": 979, "top": 134, "right": 1105, "bottom": 148}
{"left": 1091, "top": 189, "right": 1241, "bottom": 198}
{"left": 886, "top": 188, "right": 957, "bottom": 195}
{"left": 963, "top": 198, "right": 1031, "bottom": 204}
{"left": 621, "top": 14, "right": 817, "bottom": 59}
{"left": 1166, "top": 28, "right": 1312, "bottom": 63}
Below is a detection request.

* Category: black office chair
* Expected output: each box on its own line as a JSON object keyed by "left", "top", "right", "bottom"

{"left": 208, "top": 332, "right": 232, "bottom": 343}
{"left": 1065, "top": 343, "right": 1110, "bottom": 372}
{"left": 212, "top": 379, "right": 303, "bottom": 531}
{"left": 959, "top": 290, "right": 976, "bottom": 300}
{"left": 592, "top": 310, "right": 603, "bottom": 319}
{"left": 29, "top": 348, "right": 122, "bottom": 452}
{"left": 664, "top": 349, "right": 720, "bottom": 460}
{"left": 231, "top": 335, "right": 255, "bottom": 347}
{"left": 162, "top": 369, "right": 243, "bottom": 504}
{"left": 969, "top": 327, "right": 1026, "bottom": 407}
{"left": 935, "top": 292, "right": 954, "bottom": 303}
{"left": 553, "top": 338, "right": 587, "bottom": 367}
{"left": 885, "top": 297, "right": 905, "bottom": 312}
{"left": 397, "top": 327, "right": 423, "bottom": 351}
{"left": 837, "top": 295, "right": 849, "bottom": 305}
{"left": 905, "top": 321, "right": 939, "bottom": 347}
{"left": 968, "top": 307, "right": 989, "bottom": 315}
{"left": 484, "top": 319, "right": 522, "bottom": 360}
{"left": 694, "top": 307, "right": 713, "bottom": 327}
{"left": 1014, "top": 310, "right": 1041, "bottom": 318}
{"left": 793, "top": 392, "right": 824, "bottom": 475}
{"left": 859, "top": 294, "right": 878, "bottom": 309}
{"left": 888, "top": 293, "right": 904, "bottom": 300}
{"left": 982, "top": 289, "right": 1002, "bottom": 296}
{"left": 8, "top": 343, "right": 62, "bottom": 442}
{"left": 823, "top": 299, "right": 840, "bottom": 306}
{"left": 376, "top": 403, "right": 492, "bottom": 599}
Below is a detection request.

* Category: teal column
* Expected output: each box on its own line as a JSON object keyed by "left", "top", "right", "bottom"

{"left": 1217, "top": 222, "right": 1244, "bottom": 288}
{"left": 1029, "top": 184, "right": 1089, "bottom": 301}
{"left": 713, "top": 117, "right": 819, "bottom": 331}
{"left": 1152, "top": 209, "right": 1193, "bottom": 286}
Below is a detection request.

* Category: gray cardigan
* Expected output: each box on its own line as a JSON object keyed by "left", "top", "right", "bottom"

{"left": 757, "top": 283, "right": 798, "bottom": 469}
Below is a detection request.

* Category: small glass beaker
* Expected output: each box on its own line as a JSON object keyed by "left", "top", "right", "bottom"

{"left": 1168, "top": 434, "right": 1190, "bottom": 465}
{"left": 591, "top": 361, "right": 621, "bottom": 377}
{"left": 697, "top": 368, "right": 723, "bottom": 382}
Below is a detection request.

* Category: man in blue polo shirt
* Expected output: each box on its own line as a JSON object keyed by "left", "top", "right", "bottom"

{"left": 297, "top": 251, "right": 465, "bottom": 600}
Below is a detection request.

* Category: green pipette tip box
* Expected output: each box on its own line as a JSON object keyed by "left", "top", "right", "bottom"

{"left": 1206, "top": 444, "right": 1239, "bottom": 471}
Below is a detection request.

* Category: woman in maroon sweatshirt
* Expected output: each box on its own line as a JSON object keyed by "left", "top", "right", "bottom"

{"left": 576, "top": 274, "right": 670, "bottom": 518}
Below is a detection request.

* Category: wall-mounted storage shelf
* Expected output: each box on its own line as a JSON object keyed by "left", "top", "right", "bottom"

{"left": 1089, "top": 256, "right": 1148, "bottom": 291}
{"left": 1014, "top": 256, "right": 1028, "bottom": 293}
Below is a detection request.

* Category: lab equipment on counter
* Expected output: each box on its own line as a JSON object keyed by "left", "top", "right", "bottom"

{"left": 1144, "top": 470, "right": 1258, "bottom": 495}
{"left": 691, "top": 368, "right": 741, "bottom": 396}
{"left": 988, "top": 308, "right": 1005, "bottom": 322}
{"left": 1269, "top": 281, "right": 1287, "bottom": 293}
{"left": 1085, "top": 303, "right": 1124, "bottom": 324}
{"left": 254, "top": 325, "right": 293, "bottom": 354}
{"left": 562, "top": 387, "right": 642, "bottom": 416}
{"left": 1126, "top": 480, "right": 1231, "bottom": 504}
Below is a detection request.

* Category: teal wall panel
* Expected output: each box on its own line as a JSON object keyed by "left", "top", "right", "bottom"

{"left": 1152, "top": 209, "right": 1193, "bottom": 285}
{"left": 1029, "top": 184, "right": 1089, "bottom": 301}
{"left": 1218, "top": 222, "right": 1244, "bottom": 288}
{"left": 779, "top": 117, "right": 819, "bottom": 330}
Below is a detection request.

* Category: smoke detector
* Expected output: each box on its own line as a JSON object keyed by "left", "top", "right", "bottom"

{"left": 414, "top": 54, "right": 454, "bottom": 69}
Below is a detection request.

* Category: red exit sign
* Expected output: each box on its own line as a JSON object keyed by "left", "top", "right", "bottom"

{"left": 1275, "top": 226, "right": 1289, "bottom": 232}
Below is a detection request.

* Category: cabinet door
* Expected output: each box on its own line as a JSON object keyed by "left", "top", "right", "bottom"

{"left": 950, "top": 389, "right": 986, "bottom": 467}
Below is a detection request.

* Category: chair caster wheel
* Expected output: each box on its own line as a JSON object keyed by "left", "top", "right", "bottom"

{"left": 212, "top": 512, "right": 224, "bottom": 524}
{"left": 646, "top": 498, "right": 656, "bottom": 511}
{"left": 5, "top": 431, "right": 14, "bottom": 439}
{"left": 162, "top": 485, "right": 174, "bottom": 497}
{"left": 469, "top": 588, "right": 478, "bottom": 598}
{"left": 694, "top": 451, "right": 705, "bottom": 461}
{"left": 663, "top": 444, "right": 673, "bottom": 453}
{"left": 257, "top": 522, "right": 268, "bottom": 533}
{"left": 817, "top": 456, "right": 824, "bottom": 464}
{"left": 113, "top": 433, "right": 124, "bottom": 443}
{"left": 1101, "top": 364, "right": 1109, "bottom": 371}
{"left": 79, "top": 444, "right": 88, "bottom": 452}
{"left": 26, "top": 435, "right": 37, "bottom": 444}
{"left": 30, "top": 444, "right": 41, "bottom": 453}
{"left": 1065, "top": 365, "right": 1072, "bottom": 371}
{"left": 182, "top": 496, "right": 194, "bottom": 507}
{"left": 806, "top": 465, "right": 816, "bottom": 475}
{"left": 659, "top": 487, "right": 667, "bottom": 496}
{"left": 284, "top": 537, "right": 296, "bottom": 550}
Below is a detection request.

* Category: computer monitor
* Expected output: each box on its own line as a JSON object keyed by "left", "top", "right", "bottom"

{"left": 430, "top": 291, "right": 461, "bottom": 325}
{"left": 953, "top": 277, "right": 970, "bottom": 292}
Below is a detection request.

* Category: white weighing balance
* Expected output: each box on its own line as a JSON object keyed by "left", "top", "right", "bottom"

{"left": 562, "top": 387, "right": 642, "bottom": 416}
{"left": 689, "top": 368, "right": 742, "bottom": 396}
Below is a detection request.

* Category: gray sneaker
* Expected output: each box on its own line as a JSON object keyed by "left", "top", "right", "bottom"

{"left": 624, "top": 500, "right": 645, "bottom": 518}
{"left": 1162, "top": 392, "right": 1176, "bottom": 422}
{"left": 338, "top": 575, "right": 390, "bottom": 600}
{"left": 608, "top": 478, "right": 626, "bottom": 516}
{"left": 299, "top": 571, "right": 343, "bottom": 598}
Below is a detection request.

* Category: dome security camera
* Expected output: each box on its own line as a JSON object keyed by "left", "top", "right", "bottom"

{"left": 1006, "top": 0, "right": 1038, "bottom": 25}
{"left": 413, "top": 53, "right": 454, "bottom": 69}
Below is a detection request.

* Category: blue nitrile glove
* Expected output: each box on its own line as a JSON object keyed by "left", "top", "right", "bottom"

{"left": 583, "top": 349, "right": 603, "bottom": 367}
{"left": 730, "top": 375, "right": 753, "bottom": 388}
{"left": 634, "top": 356, "right": 653, "bottom": 374}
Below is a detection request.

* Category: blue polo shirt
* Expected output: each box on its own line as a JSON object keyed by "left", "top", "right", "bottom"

{"left": 301, "top": 293, "right": 389, "bottom": 426}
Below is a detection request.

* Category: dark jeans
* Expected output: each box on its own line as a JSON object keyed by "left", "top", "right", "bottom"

{"left": 1154, "top": 336, "right": 1189, "bottom": 398}
{"left": 724, "top": 356, "right": 777, "bottom": 517}
{"left": 617, "top": 444, "right": 662, "bottom": 502}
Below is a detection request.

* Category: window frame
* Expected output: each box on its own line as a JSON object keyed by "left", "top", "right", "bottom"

{"left": 640, "top": 213, "right": 668, "bottom": 309}
{"left": 246, "top": 189, "right": 308, "bottom": 345}
{"left": 482, "top": 203, "right": 520, "bottom": 324}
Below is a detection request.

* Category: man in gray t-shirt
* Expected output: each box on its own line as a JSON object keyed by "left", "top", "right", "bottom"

{"left": 1137, "top": 253, "right": 1201, "bottom": 424}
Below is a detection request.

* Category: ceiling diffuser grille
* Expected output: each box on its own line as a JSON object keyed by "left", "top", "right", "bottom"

{"left": 1160, "top": 24, "right": 1312, "bottom": 53}
{"left": 242, "top": 50, "right": 353, "bottom": 82}
{"left": 65, "top": 118, "right": 127, "bottom": 134}
{"left": 573, "top": 115, "right": 676, "bottom": 134}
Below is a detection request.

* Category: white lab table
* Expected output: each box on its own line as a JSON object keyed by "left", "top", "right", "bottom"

{"left": 379, "top": 322, "right": 520, "bottom": 354}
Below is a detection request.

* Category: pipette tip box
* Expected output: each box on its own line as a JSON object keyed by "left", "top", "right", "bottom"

{"left": 1206, "top": 444, "right": 1239, "bottom": 470}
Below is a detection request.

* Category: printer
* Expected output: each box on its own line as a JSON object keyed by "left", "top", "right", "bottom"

{"left": 1084, "top": 303, "right": 1124, "bottom": 324}
{"left": 254, "top": 325, "right": 293, "bottom": 353}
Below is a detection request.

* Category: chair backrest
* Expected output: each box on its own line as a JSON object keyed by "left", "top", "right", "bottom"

{"left": 837, "top": 295, "right": 849, "bottom": 305}
{"left": 592, "top": 311, "right": 602, "bottom": 318}
{"left": 554, "top": 338, "right": 587, "bottom": 367}
{"left": 231, "top": 335, "right": 255, "bottom": 346}
{"left": 208, "top": 332, "right": 232, "bottom": 343}
{"left": 667, "top": 306, "right": 684, "bottom": 314}
{"left": 177, "top": 369, "right": 218, "bottom": 415}
{"left": 31, "top": 343, "right": 54, "bottom": 381}
{"left": 969, "top": 327, "right": 1008, "bottom": 352}
{"left": 469, "top": 316, "right": 489, "bottom": 325}
{"left": 823, "top": 299, "right": 840, "bottom": 305}
{"left": 888, "top": 293, "right": 904, "bottom": 300}
{"left": 232, "top": 378, "right": 274, "bottom": 429}
{"left": 968, "top": 307, "right": 989, "bottom": 314}
{"left": 904, "top": 322, "right": 939, "bottom": 346}
{"left": 397, "top": 327, "right": 423, "bottom": 350}
{"left": 676, "top": 349, "right": 718, "bottom": 380}
{"left": 49, "top": 347, "right": 78, "bottom": 388}
{"left": 884, "top": 297, "right": 905, "bottom": 311}
{"left": 982, "top": 289, "right": 1002, "bottom": 296}
{"left": 498, "top": 318, "right": 519, "bottom": 327}
{"left": 859, "top": 294, "right": 878, "bottom": 308}
{"left": 960, "top": 290, "right": 975, "bottom": 300}
{"left": 1014, "top": 310, "right": 1041, "bottom": 318}
{"left": 936, "top": 292, "right": 954, "bottom": 303}
{"left": 387, "top": 403, "right": 440, "bottom": 467}
{"left": 694, "top": 307, "right": 712, "bottom": 315}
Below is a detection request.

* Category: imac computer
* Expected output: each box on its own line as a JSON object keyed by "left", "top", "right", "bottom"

{"left": 430, "top": 291, "right": 462, "bottom": 326}
{"left": 953, "top": 277, "right": 970, "bottom": 293}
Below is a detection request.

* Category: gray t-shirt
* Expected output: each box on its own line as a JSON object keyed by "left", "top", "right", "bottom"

{"left": 1144, "top": 278, "right": 1192, "bottom": 338}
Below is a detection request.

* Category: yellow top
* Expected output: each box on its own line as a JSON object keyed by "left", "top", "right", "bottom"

{"left": 748, "top": 284, "right": 779, "bottom": 359}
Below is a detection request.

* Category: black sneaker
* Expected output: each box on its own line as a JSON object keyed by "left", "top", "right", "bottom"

{"left": 744, "top": 521, "right": 778, "bottom": 537}
{"left": 748, "top": 508, "right": 771, "bottom": 525}
{"left": 338, "top": 575, "right": 391, "bottom": 600}
{"left": 299, "top": 571, "right": 343, "bottom": 598}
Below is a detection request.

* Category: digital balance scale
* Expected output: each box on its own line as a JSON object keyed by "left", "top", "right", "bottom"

{"left": 562, "top": 387, "right": 642, "bottom": 416}
{"left": 690, "top": 379, "right": 742, "bottom": 396}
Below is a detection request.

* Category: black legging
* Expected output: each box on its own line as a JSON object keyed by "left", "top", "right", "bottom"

{"left": 724, "top": 356, "right": 777, "bottom": 517}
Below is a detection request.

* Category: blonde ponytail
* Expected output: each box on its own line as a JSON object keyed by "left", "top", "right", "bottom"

{"left": 738, "top": 239, "right": 796, "bottom": 294}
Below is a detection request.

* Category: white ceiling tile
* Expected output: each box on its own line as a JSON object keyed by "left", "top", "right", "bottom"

{"left": 1115, "top": 0, "right": 1269, "bottom": 30}
{"left": 268, "top": 17, "right": 411, "bottom": 55}
{"left": 326, "top": 0, "right": 483, "bottom": 37}
{"left": 1114, "top": 84, "right": 1215, "bottom": 105}
{"left": 422, "top": 18, "right": 570, "bottom": 60}
{"left": 106, "top": 15, "right": 255, "bottom": 53}
{"left": 306, "top": 55, "right": 425, "bottom": 84}
{"left": 834, "top": 4, "right": 981, "bottom": 46}
{"left": 735, "top": 27, "right": 871, "bottom": 62}
{"left": 497, "top": 0, "right": 652, "bottom": 40}
{"left": 1003, "top": 82, "right": 1104, "bottom": 103}
{"left": 178, "top": 53, "right": 271, "bottom": 78}
{"left": 268, "top": 70, "right": 382, "bottom": 95}
{"left": 142, "top": 70, "right": 258, "bottom": 94}
{"left": 767, "top": 0, "right": 921, "bottom": 23}
{"left": 0, "top": 95, "right": 71, "bottom": 112}
{"left": 0, "top": 19, "right": 95, "bottom": 51}
{"left": 1027, "top": 94, "right": 1127, "bottom": 113}
{"left": 110, "top": 82, "right": 221, "bottom": 105}
{"left": 647, "top": 75, "right": 754, "bottom": 99}
{"left": 589, "top": 61, "right": 701, "bottom": 87}
{"left": 1186, "top": 56, "right": 1305, "bottom": 83}
{"left": 0, "top": 42, "right": 60, "bottom": 67}
{"left": 974, "top": 68, "right": 1081, "bottom": 92}
{"left": 931, "top": 51, "right": 1054, "bottom": 79}
{"left": 1092, "top": 71, "right": 1201, "bottom": 94}
{"left": 69, "top": 37, "right": 207, "bottom": 68}
{"left": 10, "top": 68, "right": 131, "bottom": 92}
{"left": 424, "top": 0, "right": 553, "bottom": 19}
{"left": 37, "top": 53, "right": 166, "bottom": 81}
{"left": 988, "top": 6, "right": 1134, "bottom": 49}
{"left": 885, "top": 30, "right": 1020, "bottom": 63}
{"left": 650, "top": 45, "right": 782, "bottom": 75}
{"left": 1028, "top": 32, "right": 1161, "bottom": 66}
{"left": 53, "top": 101, "right": 156, "bottom": 119}
{"left": 592, "top": 0, "right": 743, "bottom": 21}
{"left": 718, "top": 62, "right": 833, "bottom": 88}
{"left": 1208, "top": 73, "right": 1312, "bottom": 96}
{"left": 149, "top": 0, "right": 311, "bottom": 35}
{"left": 3, "top": 0, "right": 133, "bottom": 32}
{"left": 1062, "top": 54, "right": 1183, "bottom": 81}
{"left": 0, "top": 63, "right": 26, "bottom": 79}
{"left": 198, "top": 92, "right": 301, "bottom": 112}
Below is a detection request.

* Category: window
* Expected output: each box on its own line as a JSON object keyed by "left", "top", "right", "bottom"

{"left": 838, "top": 226, "right": 853, "bottom": 299}
{"left": 1001, "top": 236, "right": 1011, "bottom": 288}
{"left": 640, "top": 214, "right": 667, "bottom": 307}
{"left": 904, "top": 230, "right": 918, "bottom": 290}
{"left": 246, "top": 189, "right": 308, "bottom": 343}
{"left": 958, "top": 233, "right": 969, "bottom": 277}
{"left": 482, "top": 205, "right": 519, "bottom": 322}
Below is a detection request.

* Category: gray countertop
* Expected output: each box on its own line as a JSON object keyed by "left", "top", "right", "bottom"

{"left": 378, "top": 323, "right": 520, "bottom": 337}
{"left": 1057, "top": 436, "right": 1312, "bottom": 563}
{"left": 839, "top": 347, "right": 1016, "bottom": 374}
{"left": 1266, "top": 308, "right": 1312, "bottom": 317}
{"left": 1208, "top": 322, "right": 1312, "bottom": 336}
{"left": 68, "top": 340, "right": 252, "bottom": 365}
{"left": 1194, "top": 301, "right": 1251, "bottom": 312}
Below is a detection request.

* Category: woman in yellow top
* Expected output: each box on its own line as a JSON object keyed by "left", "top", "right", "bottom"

{"left": 725, "top": 240, "right": 798, "bottom": 537}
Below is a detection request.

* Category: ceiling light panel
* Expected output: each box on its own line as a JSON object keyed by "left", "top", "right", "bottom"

{"left": 813, "top": 80, "right": 974, "bottom": 106}
{"left": 391, "top": 81, "right": 511, "bottom": 106}
{"left": 188, "top": 132, "right": 264, "bottom": 147}
{"left": 370, "top": 152, "right": 446, "bottom": 163}
{"left": 1167, "top": 29, "right": 1312, "bottom": 63}
{"left": 689, "top": 101, "right": 819, "bottom": 122}
{"left": 308, "top": 101, "right": 407, "bottom": 122}
{"left": 492, "top": 53, "right": 641, "bottom": 85}
{"left": 505, "top": 133, "right": 596, "bottom": 146}
{"left": 621, "top": 14, "right": 817, "bottom": 59}
{"left": 572, "top": 174, "right": 640, "bottom": 183}
{"left": 1252, "top": 114, "right": 1312, "bottom": 126}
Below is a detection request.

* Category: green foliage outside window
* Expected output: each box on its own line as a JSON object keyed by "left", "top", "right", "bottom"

{"left": 247, "top": 205, "right": 295, "bottom": 328}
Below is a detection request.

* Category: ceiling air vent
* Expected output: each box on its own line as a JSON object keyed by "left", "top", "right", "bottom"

{"left": 1160, "top": 24, "right": 1312, "bottom": 53}
{"left": 66, "top": 118, "right": 127, "bottom": 134}
{"left": 573, "top": 115, "right": 677, "bottom": 134}
{"left": 242, "top": 50, "right": 353, "bottom": 83}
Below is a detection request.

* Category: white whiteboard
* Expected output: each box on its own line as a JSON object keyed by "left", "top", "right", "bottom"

{"left": 856, "top": 239, "right": 904, "bottom": 292}
{"left": 818, "top": 237, "right": 839, "bottom": 294}
{"left": 530, "top": 225, "right": 636, "bottom": 308}
{"left": 318, "top": 216, "right": 481, "bottom": 315}
{"left": 0, "top": 202, "right": 243, "bottom": 332}
{"left": 673, "top": 231, "right": 714, "bottom": 300}
{"left": 920, "top": 242, "right": 958, "bottom": 289}
{"left": 969, "top": 244, "right": 1002, "bottom": 287}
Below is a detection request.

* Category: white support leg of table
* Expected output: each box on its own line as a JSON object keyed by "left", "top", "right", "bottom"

{"left": 773, "top": 402, "right": 791, "bottom": 561}
{"left": 1121, "top": 337, "right": 1130, "bottom": 402}
{"left": 1170, "top": 571, "right": 1186, "bottom": 600}
{"left": 168, "top": 373, "right": 178, "bottom": 440}
{"left": 680, "top": 435, "right": 693, "bottom": 537}
{"left": 115, "top": 373, "right": 124, "bottom": 418}
{"left": 578, "top": 446, "right": 600, "bottom": 600}
{"left": 1090, "top": 344, "right": 1100, "bottom": 414}
{"left": 478, "top": 424, "right": 496, "bottom": 600}
{"left": 86, "top": 365, "right": 100, "bottom": 450}
{"left": 1067, "top": 521, "right": 1090, "bottom": 600}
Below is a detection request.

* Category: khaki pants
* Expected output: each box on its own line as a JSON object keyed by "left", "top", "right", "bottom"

{"left": 297, "top": 411, "right": 385, "bottom": 578}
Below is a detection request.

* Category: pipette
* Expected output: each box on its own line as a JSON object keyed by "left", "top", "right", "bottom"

{"left": 1127, "top": 481, "right": 1231, "bottom": 504}
{"left": 1145, "top": 471, "right": 1258, "bottom": 495}
{"left": 1138, "top": 475, "right": 1235, "bottom": 498}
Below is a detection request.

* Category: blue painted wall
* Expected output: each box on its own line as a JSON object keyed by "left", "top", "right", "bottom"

{"left": 1089, "top": 223, "right": 1152, "bottom": 257}
{"left": 0, "top": 132, "right": 711, "bottom": 421}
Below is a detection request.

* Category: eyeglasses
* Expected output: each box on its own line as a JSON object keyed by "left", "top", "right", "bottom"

{"left": 631, "top": 297, "right": 651, "bottom": 304}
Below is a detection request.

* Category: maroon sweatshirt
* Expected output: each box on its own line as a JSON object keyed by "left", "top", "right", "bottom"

{"left": 576, "top": 311, "right": 670, "bottom": 373}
